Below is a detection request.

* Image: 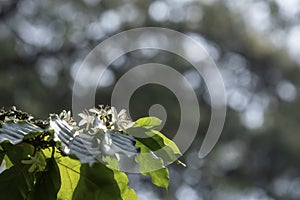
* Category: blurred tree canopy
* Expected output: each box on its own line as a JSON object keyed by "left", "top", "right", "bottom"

{"left": 1, "top": 0, "right": 300, "bottom": 199}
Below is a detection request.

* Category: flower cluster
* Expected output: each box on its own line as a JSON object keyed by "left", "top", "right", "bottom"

{"left": 59, "top": 105, "right": 135, "bottom": 136}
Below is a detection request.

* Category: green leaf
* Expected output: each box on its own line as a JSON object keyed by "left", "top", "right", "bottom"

{"left": 32, "top": 157, "right": 61, "bottom": 200}
{"left": 0, "top": 166, "right": 31, "bottom": 200}
{"left": 144, "top": 168, "right": 169, "bottom": 190}
{"left": 73, "top": 163, "right": 137, "bottom": 200}
{"left": 135, "top": 141, "right": 169, "bottom": 190}
{"left": 3, "top": 155, "right": 13, "bottom": 169}
{"left": 0, "top": 150, "right": 4, "bottom": 164}
{"left": 135, "top": 117, "right": 162, "bottom": 129}
{"left": 127, "top": 127, "right": 181, "bottom": 164}
{"left": 113, "top": 170, "right": 138, "bottom": 200}
{"left": 0, "top": 143, "right": 35, "bottom": 199}
{"left": 56, "top": 156, "right": 81, "bottom": 200}
{"left": 151, "top": 129, "right": 182, "bottom": 156}
{"left": 105, "top": 155, "right": 120, "bottom": 171}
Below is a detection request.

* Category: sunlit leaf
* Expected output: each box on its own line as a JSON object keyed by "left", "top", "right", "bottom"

{"left": 151, "top": 129, "right": 182, "bottom": 156}
{"left": 127, "top": 127, "right": 181, "bottom": 164}
{"left": 135, "top": 117, "right": 162, "bottom": 129}
{"left": 56, "top": 156, "right": 81, "bottom": 200}
{"left": 73, "top": 163, "right": 138, "bottom": 200}
{"left": 135, "top": 141, "right": 169, "bottom": 190}
{"left": 135, "top": 117, "right": 161, "bottom": 129}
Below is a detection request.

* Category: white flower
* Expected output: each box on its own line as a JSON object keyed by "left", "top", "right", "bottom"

{"left": 110, "top": 107, "right": 134, "bottom": 131}
{"left": 78, "top": 111, "right": 95, "bottom": 131}
{"left": 59, "top": 110, "right": 75, "bottom": 126}
{"left": 92, "top": 116, "right": 108, "bottom": 132}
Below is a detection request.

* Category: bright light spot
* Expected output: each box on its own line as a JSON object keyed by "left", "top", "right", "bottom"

{"left": 245, "top": 2, "right": 271, "bottom": 33}
{"left": 87, "top": 22, "right": 105, "bottom": 40}
{"left": 214, "top": 187, "right": 272, "bottom": 200}
{"left": 176, "top": 185, "right": 202, "bottom": 200}
{"left": 227, "top": 89, "right": 250, "bottom": 111}
{"left": 289, "top": 178, "right": 300, "bottom": 199}
{"left": 273, "top": 176, "right": 291, "bottom": 197}
{"left": 99, "top": 10, "right": 121, "bottom": 34}
{"left": 183, "top": 169, "right": 201, "bottom": 185}
{"left": 183, "top": 70, "right": 202, "bottom": 90}
{"left": 17, "top": 20, "right": 54, "bottom": 47}
{"left": 216, "top": 141, "right": 245, "bottom": 171}
{"left": 97, "top": 69, "right": 115, "bottom": 88}
{"left": 287, "top": 25, "right": 300, "bottom": 64}
{"left": 277, "top": 80, "right": 297, "bottom": 102}
{"left": 187, "top": 33, "right": 220, "bottom": 60}
{"left": 36, "top": 58, "right": 62, "bottom": 87}
{"left": 275, "top": 0, "right": 300, "bottom": 20}
{"left": 273, "top": 176, "right": 300, "bottom": 198}
{"left": 18, "top": 0, "right": 37, "bottom": 16}
{"left": 241, "top": 104, "right": 264, "bottom": 129}
{"left": 118, "top": 4, "right": 140, "bottom": 23}
{"left": 137, "top": 190, "right": 160, "bottom": 200}
{"left": 148, "top": 1, "right": 169, "bottom": 22}
{"left": 183, "top": 40, "right": 207, "bottom": 63}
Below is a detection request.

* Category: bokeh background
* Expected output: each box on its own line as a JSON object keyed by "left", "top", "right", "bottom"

{"left": 1, "top": 0, "right": 300, "bottom": 199}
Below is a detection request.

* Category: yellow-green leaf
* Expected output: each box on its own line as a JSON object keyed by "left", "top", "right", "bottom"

{"left": 56, "top": 156, "right": 81, "bottom": 200}
{"left": 135, "top": 117, "right": 162, "bottom": 129}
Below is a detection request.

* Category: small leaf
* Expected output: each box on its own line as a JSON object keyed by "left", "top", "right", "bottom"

{"left": 3, "top": 155, "right": 13, "bottom": 169}
{"left": 135, "top": 117, "right": 162, "bottom": 129}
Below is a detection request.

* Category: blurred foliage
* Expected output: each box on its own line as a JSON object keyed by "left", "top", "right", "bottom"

{"left": 1, "top": 0, "right": 300, "bottom": 199}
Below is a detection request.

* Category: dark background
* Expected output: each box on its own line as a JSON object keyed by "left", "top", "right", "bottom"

{"left": 1, "top": 0, "right": 300, "bottom": 199}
